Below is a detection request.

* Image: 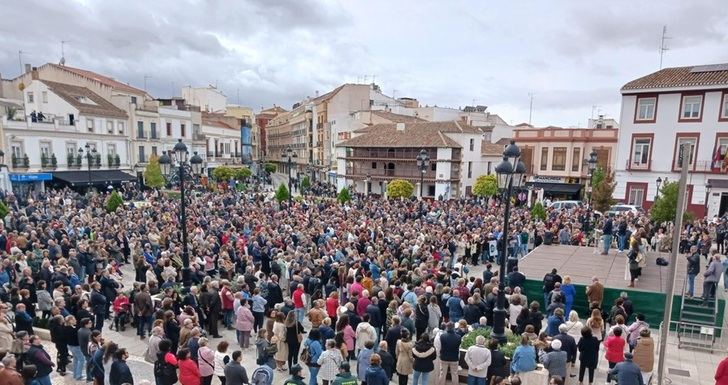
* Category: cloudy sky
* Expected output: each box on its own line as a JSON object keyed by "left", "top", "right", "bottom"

{"left": 1, "top": 0, "right": 727, "bottom": 126}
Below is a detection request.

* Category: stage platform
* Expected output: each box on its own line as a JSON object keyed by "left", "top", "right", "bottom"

{"left": 515, "top": 245, "right": 720, "bottom": 324}
{"left": 517, "top": 245, "right": 700, "bottom": 296}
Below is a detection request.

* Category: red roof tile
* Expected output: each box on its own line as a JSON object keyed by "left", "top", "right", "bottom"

{"left": 622, "top": 64, "right": 728, "bottom": 91}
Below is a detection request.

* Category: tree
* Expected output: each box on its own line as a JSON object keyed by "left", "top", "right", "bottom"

{"left": 531, "top": 201, "right": 546, "bottom": 221}
{"left": 144, "top": 155, "right": 165, "bottom": 189}
{"left": 651, "top": 181, "right": 693, "bottom": 223}
{"left": 0, "top": 200, "right": 9, "bottom": 219}
{"left": 275, "top": 183, "right": 289, "bottom": 203}
{"left": 213, "top": 166, "right": 235, "bottom": 182}
{"left": 301, "top": 176, "right": 311, "bottom": 193}
{"left": 264, "top": 163, "right": 277, "bottom": 173}
{"left": 337, "top": 187, "right": 351, "bottom": 204}
{"left": 106, "top": 190, "right": 124, "bottom": 213}
{"left": 591, "top": 168, "right": 616, "bottom": 212}
{"left": 472, "top": 174, "right": 498, "bottom": 197}
{"left": 387, "top": 179, "right": 414, "bottom": 199}
{"left": 234, "top": 167, "right": 252, "bottom": 181}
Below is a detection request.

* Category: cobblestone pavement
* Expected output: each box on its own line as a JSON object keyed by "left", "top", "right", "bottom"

{"left": 42, "top": 250, "right": 721, "bottom": 385}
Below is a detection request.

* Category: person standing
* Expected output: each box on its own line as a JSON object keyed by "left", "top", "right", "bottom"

{"left": 134, "top": 283, "right": 154, "bottom": 340}
{"left": 64, "top": 316, "right": 85, "bottom": 381}
{"left": 198, "top": 338, "right": 216, "bottom": 385}
{"left": 25, "top": 335, "right": 54, "bottom": 385}
{"left": 412, "top": 334, "right": 436, "bottom": 385}
{"left": 686, "top": 246, "right": 701, "bottom": 297}
{"left": 601, "top": 215, "right": 614, "bottom": 255}
{"left": 586, "top": 277, "right": 604, "bottom": 309}
{"left": 561, "top": 277, "right": 576, "bottom": 315}
{"left": 332, "top": 361, "right": 357, "bottom": 385}
{"left": 542, "top": 340, "right": 567, "bottom": 381}
{"left": 109, "top": 349, "right": 134, "bottom": 385}
{"left": 464, "top": 335, "right": 491, "bottom": 385}
{"left": 223, "top": 350, "right": 249, "bottom": 385}
{"left": 437, "top": 323, "right": 461, "bottom": 385}
{"left": 77, "top": 318, "right": 93, "bottom": 381}
{"left": 365, "top": 354, "right": 389, "bottom": 385}
{"left": 510, "top": 336, "right": 536, "bottom": 374}
{"left": 395, "top": 330, "right": 414, "bottom": 385}
{"left": 603, "top": 328, "right": 626, "bottom": 384}
{"left": 251, "top": 288, "right": 267, "bottom": 333}
{"left": 357, "top": 341, "right": 375, "bottom": 384}
{"left": 631, "top": 329, "right": 654, "bottom": 385}
{"left": 235, "top": 299, "right": 254, "bottom": 349}
{"left": 715, "top": 354, "right": 728, "bottom": 385}
{"left": 304, "top": 328, "right": 324, "bottom": 385}
{"left": 318, "top": 339, "right": 344, "bottom": 385}
{"left": 608, "top": 352, "right": 644, "bottom": 385}
{"left": 577, "top": 327, "right": 599, "bottom": 385}
{"left": 703, "top": 253, "right": 723, "bottom": 304}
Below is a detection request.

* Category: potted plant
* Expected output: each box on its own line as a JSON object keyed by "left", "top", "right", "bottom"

{"left": 11, "top": 153, "right": 18, "bottom": 168}
{"left": 114, "top": 154, "right": 121, "bottom": 167}
{"left": 40, "top": 153, "right": 48, "bottom": 168}
{"left": 94, "top": 153, "right": 101, "bottom": 168}
{"left": 22, "top": 154, "right": 29, "bottom": 168}
{"left": 67, "top": 153, "right": 74, "bottom": 167}
{"left": 50, "top": 153, "right": 58, "bottom": 169}
{"left": 76, "top": 153, "right": 82, "bottom": 167}
{"left": 107, "top": 154, "right": 114, "bottom": 167}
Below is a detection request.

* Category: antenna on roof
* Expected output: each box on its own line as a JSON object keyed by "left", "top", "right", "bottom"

{"left": 18, "top": 50, "right": 26, "bottom": 75}
{"left": 659, "top": 25, "right": 671, "bottom": 69}
{"left": 143, "top": 75, "right": 151, "bottom": 92}
{"left": 528, "top": 92, "right": 534, "bottom": 125}
{"left": 60, "top": 40, "right": 70, "bottom": 66}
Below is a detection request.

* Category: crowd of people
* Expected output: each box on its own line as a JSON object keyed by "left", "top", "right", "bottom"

{"left": 0, "top": 185, "right": 725, "bottom": 385}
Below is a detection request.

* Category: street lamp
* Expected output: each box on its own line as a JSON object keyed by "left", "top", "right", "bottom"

{"left": 366, "top": 174, "right": 371, "bottom": 196}
{"left": 655, "top": 177, "right": 663, "bottom": 200}
{"left": 78, "top": 143, "right": 97, "bottom": 191}
{"left": 158, "top": 140, "right": 203, "bottom": 287}
{"left": 282, "top": 146, "right": 297, "bottom": 207}
{"left": 416, "top": 149, "right": 430, "bottom": 198}
{"left": 587, "top": 150, "right": 598, "bottom": 205}
{"left": 705, "top": 182, "right": 712, "bottom": 217}
{"left": 493, "top": 140, "right": 526, "bottom": 343}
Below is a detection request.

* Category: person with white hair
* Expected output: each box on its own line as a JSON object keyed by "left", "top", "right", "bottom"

{"left": 542, "top": 339, "right": 568, "bottom": 381}
{"left": 464, "top": 335, "right": 491, "bottom": 385}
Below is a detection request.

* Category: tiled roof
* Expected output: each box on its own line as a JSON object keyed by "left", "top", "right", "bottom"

{"left": 40, "top": 80, "right": 128, "bottom": 119}
{"left": 259, "top": 106, "right": 287, "bottom": 114}
{"left": 371, "top": 110, "right": 426, "bottom": 123}
{"left": 481, "top": 141, "right": 506, "bottom": 156}
{"left": 49, "top": 64, "right": 147, "bottom": 96}
{"left": 621, "top": 64, "right": 728, "bottom": 91}
{"left": 341, "top": 121, "right": 481, "bottom": 148}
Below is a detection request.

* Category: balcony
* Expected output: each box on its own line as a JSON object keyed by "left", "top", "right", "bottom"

{"left": 343, "top": 148, "right": 439, "bottom": 161}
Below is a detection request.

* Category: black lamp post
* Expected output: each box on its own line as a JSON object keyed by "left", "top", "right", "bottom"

{"left": 366, "top": 174, "right": 371, "bottom": 196}
{"left": 493, "top": 140, "right": 526, "bottom": 343}
{"left": 158, "top": 140, "right": 203, "bottom": 287}
{"left": 587, "top": 150, "right": 598, "bottom": 206}
{"left": 282, "top": 146, "right": 297, "bottom": 207}
{"left": 655, "top": 177, "right": 663, "bottom": 200}
{"left": 78, "top": 143, "right": 97, "bottom": 191}
{"left": 705, "top": 182, "right": 712, "bottom": 216}
{"left": 416, "top": 149, "right": 430, "bottom": 198}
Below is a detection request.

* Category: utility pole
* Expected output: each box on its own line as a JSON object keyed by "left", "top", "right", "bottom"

{"left": 60, "top": 40, "right": 70, "bottom": 65}
{"left": 659, "top": 25, "right": 671, "bottom": 70}
{"left": 656, "top": 144, "right": 689, "bottom": 385}
{"left": 528, "top": 93, "right": 534, "bottom": 125}
{"left": 18, "top": 50, "right": 24, "bottom": 75}
{"left": 143, "top": 75, "right": 151, "bottom": 92}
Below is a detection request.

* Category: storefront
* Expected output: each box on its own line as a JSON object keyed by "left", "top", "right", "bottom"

{"left": 525, "top": 176, "right": 583, "bottom": 201}
{"left": 10, "top": 173, "right": 53, "bottom": 197}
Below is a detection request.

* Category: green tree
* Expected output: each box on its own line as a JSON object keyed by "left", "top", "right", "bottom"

{"left": 472, "top": 174, "right": 498, "bottom": 197}
{"left": 264, "top": 163, "right": 277, "bottom": 173}
{"left": 275, "top": 183, "right": 289, "bottom": 203}
{"left": 591, "top": 169, "right": 616, "bottom": 212}
{"left": 234, "top": 167, "right": 252, "bottom": 181}
{"left": 144, "top": 155, "right": 165, "bottom": 189}
{"left": 301, "top": 176, "right": 311, "bottom": 193}
{"left": 337, "top": 187, "right": 351, "bottom": 204}
{"left": 531, "top": 201, "right": 546, "bottom": 221}
{"left": 0, "top": 200, "right": 9, "bottom": 219}
{"left": 213, "top": 166, "right": 235, "bottom": 182}
{"left": 591, "top": 166, "right": 606, "bottom": 186}
{"left": 106, "top": 190, "right": 124, "bottom": 213}
{"left": 651, "top": 181, "right": 693, "bottom": 223}
{"left": 387, "top": 179, "right": 414, "bottom": 199}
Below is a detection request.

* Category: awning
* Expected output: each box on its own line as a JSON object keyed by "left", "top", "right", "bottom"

{"left": 708, "top": 179, "right": 728, "bottom": 189}
{"left": 52, "top": 170, "right": 137, "bottom": 185}
{"left": 525, "top": 181, "right": 582, "bottom": 194}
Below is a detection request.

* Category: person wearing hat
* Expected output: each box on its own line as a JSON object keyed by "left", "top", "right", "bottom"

{"left": 542, "top": 339, "right": 568, "bottom": 381}
{"left": 332, "top": 361, "right": 357, "bottom": 385}
{"left": 284, "top": 364, "right": 306, "bottom": 385}
{"left": 608, "top": 352, "right": 644, "bottom": 385}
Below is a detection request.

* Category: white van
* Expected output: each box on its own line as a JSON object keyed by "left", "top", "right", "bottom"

{"left": 548, "top": 200, "right": 583, "bottom": 211}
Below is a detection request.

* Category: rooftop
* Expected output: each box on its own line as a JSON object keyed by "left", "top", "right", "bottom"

{"left": 370, "top": 110, "right": 426, "bottom": 123}
{"left": 40, "top": 80, "right": 128, "bottom": 119}
{"left": 47, "top": 63, "right": 147, "bottom": 96}
{"left": 621, "top": 63, "right": 728, "bottom": 91}
{"left": 341, "top": 121, "right": 481, "bottom": 148}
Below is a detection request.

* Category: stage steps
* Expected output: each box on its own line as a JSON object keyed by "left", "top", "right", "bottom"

{"left": 677, "top": 292, "right": 719, "bottom": 352}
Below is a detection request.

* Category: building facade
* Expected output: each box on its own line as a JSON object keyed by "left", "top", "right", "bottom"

{"left": 614, "top": 64, "right": 728, "bottom": 218}
{"left": 265, "top": 104, "right": 312, "bottom": 176}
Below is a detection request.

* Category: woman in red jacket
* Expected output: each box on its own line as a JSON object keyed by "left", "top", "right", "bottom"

{"left": 603, "top": 327, "right": 625, "bottom": 384}
{"left": 716, "top": 355, "right": 728, "bottom": 385}
{"left": 178, "top": 348, "right": 201, "bottom": 385}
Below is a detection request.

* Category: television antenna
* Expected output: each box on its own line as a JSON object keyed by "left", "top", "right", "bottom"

{"left": 60, "top": 40, "right": 71, "bottom": 65}
{"left": 659, "top": 25, "right": 671, "bottom": 69}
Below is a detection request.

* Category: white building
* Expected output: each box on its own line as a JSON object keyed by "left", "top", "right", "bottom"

{"left": 614, "top": 63, "right": 728, "bottom": 218}
{"left": 201, "top": 113, "right": 241, "bottom": 169}
{"left": 181, "top": 86, "right": 227, "bottom": 113}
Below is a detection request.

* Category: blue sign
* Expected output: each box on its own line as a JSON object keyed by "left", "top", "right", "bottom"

{"left": 10, "top": 173, "right": 53, "bottom": 182}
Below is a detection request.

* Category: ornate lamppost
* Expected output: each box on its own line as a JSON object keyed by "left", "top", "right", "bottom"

{"left": 78, "top": 143, "right": 97, "bottom": 190}
{"left": 416, "top": 149, "right": 430, "bottom": 198}
{"left": 282, "top": 146, "right": 298, "bottom": 207}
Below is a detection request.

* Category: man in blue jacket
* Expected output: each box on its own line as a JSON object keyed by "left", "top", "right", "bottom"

{"left": 608, "top": 352, "right": 644, "bottom": 385}
{"left": 438, "top": 322, "right": 462, "bottom": 385}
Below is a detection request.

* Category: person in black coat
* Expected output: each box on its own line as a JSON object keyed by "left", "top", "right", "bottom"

{"left": 110, "top": 348, "right": 134, "bottom": 385}
{"left": 385, "top": 318, "right": 403, "bottom": 357}
{"left": 90, "top": 283, "right": 107, "bottom": 331}
{"left": 378, "top": 341, "right": 396, "bottom": 380}
{"left": 486, "top": 338, "right": 509, "bottom": 380}
{"left": 462, "top": 297, "right": 483, "bottom": 326}
{"left": 412, "top": 334, "right": 436, "bottom": 377}
{"left": 507, "top": 267, "right": 526, "bottom": 290}
{"left": 367, "top": 298, "right": 383, "bottom": 334}
{"left": 267, "top": 277, "right": 284, "bottom": 307}
{"left": 577, "top": 327, "right": 600, "bottom": 384}
{"left": 414, "top": 298, "right": 428, "bottom": 338}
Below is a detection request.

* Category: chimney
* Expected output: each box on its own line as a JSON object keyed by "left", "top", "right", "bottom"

{"left": 31, "top": 67, "right": 39, "bottom": 80}
{"left": 24, "top": 64, "right": 31, "bottom": 74}
{"left": 396, "top": 122, "right": 405, "bottom": 131}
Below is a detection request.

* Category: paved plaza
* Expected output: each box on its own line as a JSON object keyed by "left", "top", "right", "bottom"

{"left": 38, "top": 253, "right": 724, "bottom": 385}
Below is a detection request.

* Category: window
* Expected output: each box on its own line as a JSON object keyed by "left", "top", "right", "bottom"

{"left": 27, "top": 92, "right": 34, "bottom": 103}
{"left": 715, "top": 137, "right": 728, "bottom": 169}
{"left": 166, "top": 122, "right": 172, "bottom": 136}
{"left": 552, "top": 147, "right": 566, "bottom": 171}
{"left": 628, "top": 186, "right": 645, "bottom": 206}
{"left": 66, "top": 143, "right": 76, "bottom": 162}
{"left": 131, "top": 96, "right": 137, "bottom": 105}
{"left": 151, "top": 123, "right": 157, "bottom": 139}
{"left": 151, "top": 146, "right": 158, "bottom": 156}
{"left": 137, "top": 121, "right": 145, "bottom": 139}
{"left": 138, "top": 146, "right": 146, "bottom": 163}
{"left": 468, "top": 162, "right": 472, "bottom": 178}
{"left": 469, "top": 139, "right": 474, "bottom": 151}
{"left": 680, "top": 95, "right": 702, "bottom": 120}
{"left": 540, "top": 148, "right": 548, "bottom": 171}
{"left": 117, "top": 122, "right": 124, "bottom": 135}
{"left": 721, "top": 92, "right": 728, "bottom": 121}
{"left": 39, "top": 142, "right": 51, "bottom": 157}
{"left": 107, "top": 144, "right": 116, "bottom": 156}
{"left": 11, "top": 142, "right": 23, "bottom": 159}
{"left": 181, "top": 124, "right": 186, "bottom": 137}
{"left": 431, "top": 163, "right": 436, "bottom": 171}
{"left": 631, "top": 137, "right": 652, "bottom": 168}
{"left": 572, "top": 147, "right": 581, "bottom": 172}
{"left": 86, "top": 119, "right": 94, "bottom": 133}
{"left": 371, "top": 162, "right": 377, "bottom": 169}
{"left": 42, "top": 91, "right": 48, "bottom": 103}
{"left": 674, "top": 135, "right": 698, "bottom": 170}
{"left": 635, "top": 96, "right": 657, "bottom": 122}
{"left": 107, "top": 121, "right": 114, "bottom": 134}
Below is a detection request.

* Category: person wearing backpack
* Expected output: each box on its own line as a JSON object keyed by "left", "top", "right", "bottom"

{"left": 154, "top": 339, "right": 178, "bottom": 385}
{"left": 303, "top": 328, "right": 324, "bottom": 385}
{"left": 251, "top": 364, "right": 274, "bottom": 385}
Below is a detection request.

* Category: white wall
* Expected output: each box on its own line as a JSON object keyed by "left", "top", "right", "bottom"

{"left": 181, "top": 87, "right": 227, "bottom": 113}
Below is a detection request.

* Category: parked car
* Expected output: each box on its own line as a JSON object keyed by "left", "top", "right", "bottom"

{"left": 605, "top": 204, "right": 645, "bottom": 216}
{"left": 548, "top": 200, "right": 584, "bottom": 211}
